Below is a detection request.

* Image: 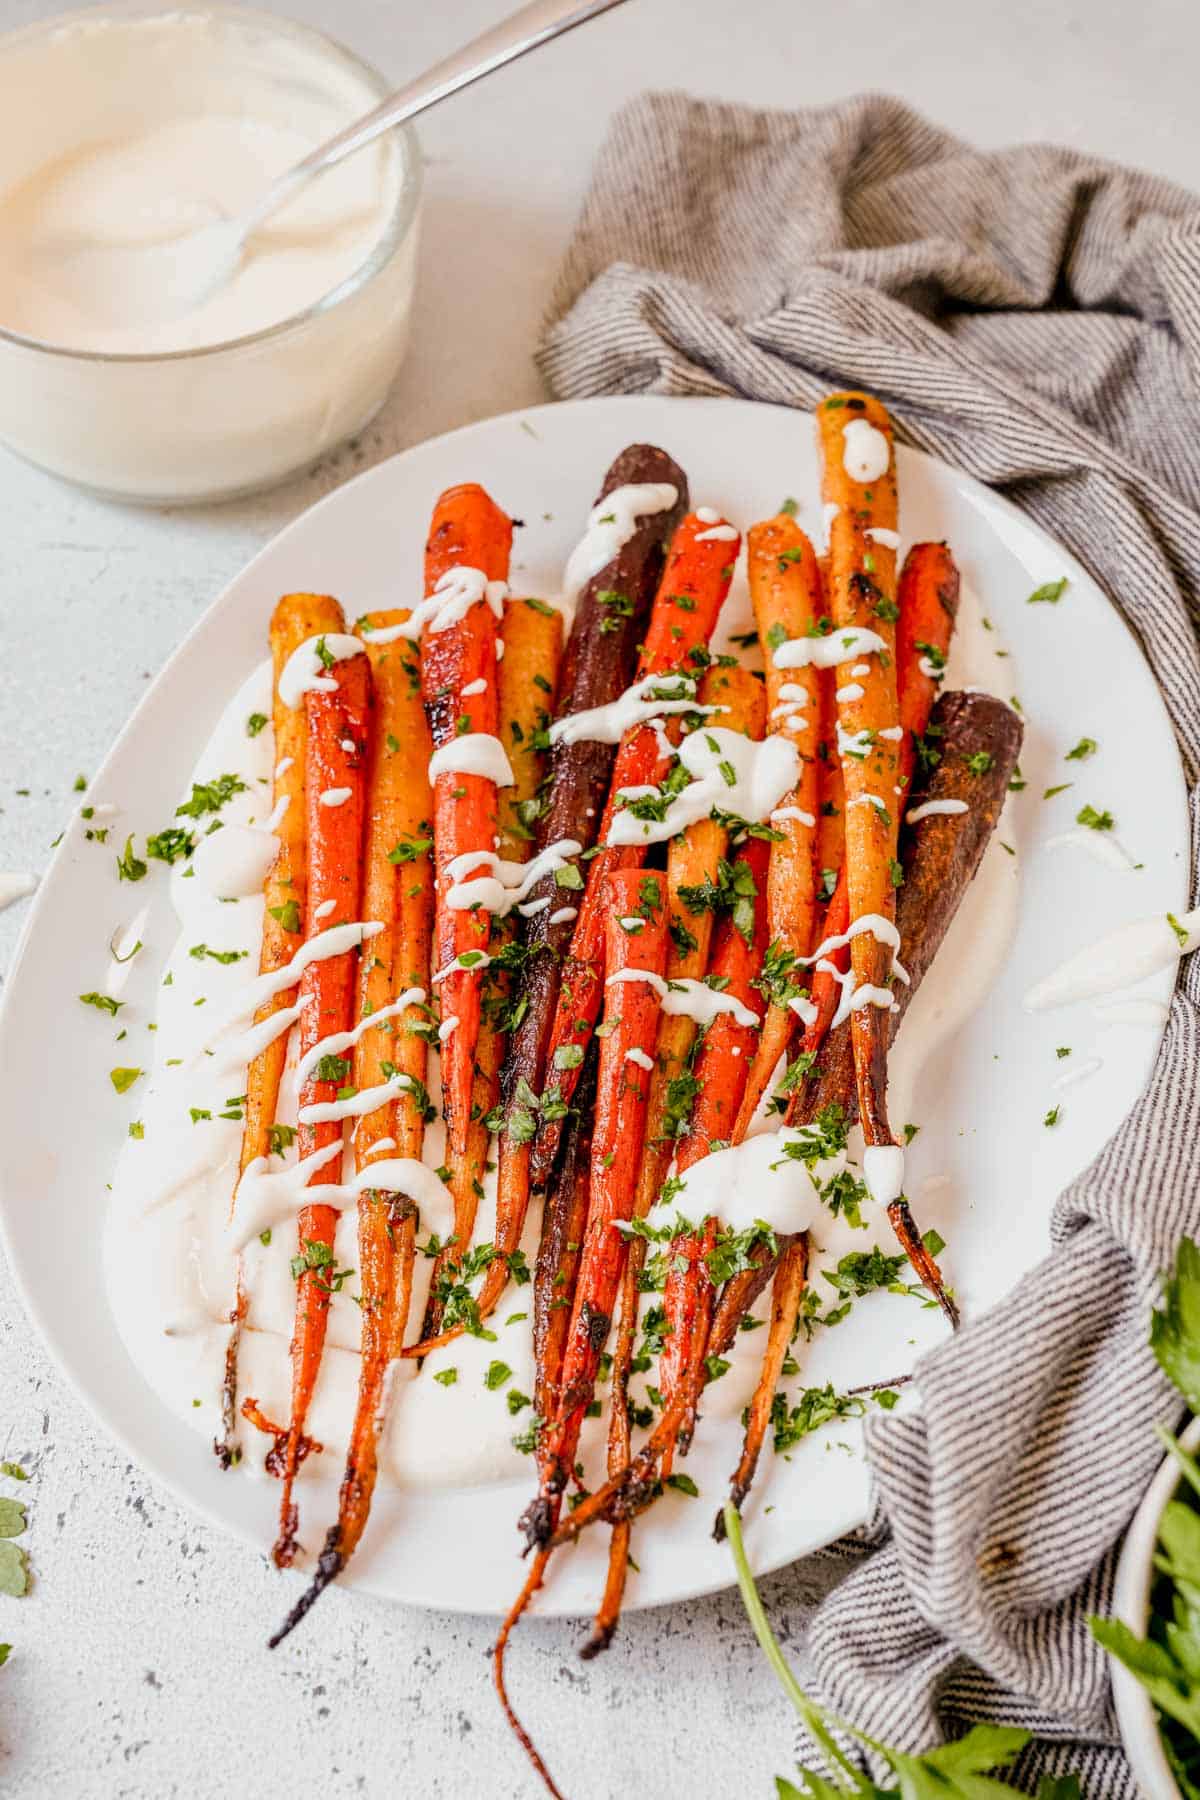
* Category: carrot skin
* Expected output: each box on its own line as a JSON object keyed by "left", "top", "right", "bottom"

{"left": 532, "top": 868, "right": 668, "bottom": 1523}
{"left": 217, "top": 591, "right": 344, "bottom": 1466}
{"left": 273, "top": 644, "right": 371, "bottom": 1568}
{"left": 531, "top": 513, "right": 740, "bottom": 1188}
{"left": 715, "top": 1236, "right": 808, "bottom": 1539}
{"left": 421, "top": 483, "right": 513, "bottom": 1149}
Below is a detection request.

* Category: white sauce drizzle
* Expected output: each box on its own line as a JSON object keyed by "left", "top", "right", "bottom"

{"left": 428, "top": 734, "right": 515, "bottom": 788}
{"left": 1023, "top": 908, "right": 1199, "bottom": 1011}
{"left": 643, "top": 1127, "right": 841, "bottom": 1238}
{"left": 461, "top": 678, "right": 488, "bottom": 698}
{"left": 842, "top": 418, "right": 891, "bottom": 483}
{"left": 549, "top": 906, "right": 578, "bottom": 925}
{"left": 878, "top": 726, "right": 904, "bottom": 742}
{"left": 771, "top": 806, "right": 816, "bottom": 828}
{"left": 607, "top": 727, "right": 800, "bottom": 849}
{"left": 206, "top": 920, "right": 384, "bottom": 1040}
{"left": 563, "top": 483, "right": 678, "bottom": 608}
{"left": 299, "top": 1073, "right": 415, "bottom": 1127}
{"left": 362, "top": 568, "right": 507, "bottom": 643}
{"left": 774, "top": 627, "right": 886, "bottom": 671}
{"left": 438, "top": 1017, "right": 459, "bottom": 1042}
{"left": 229, "top": 1150, "right": 452, "bottom": 1251}
{"left": 1052, "top": 1056, "right": 1103, "bottom": 1094}
{"left": 314, "top": 898, "right": 336, "bottom": 920}
{"left": 865, "top": 527, "right": 900, "bottom": 550}
{"left": 850, "top": 663, "right": 871, "bottom": 678}
{"left": 320, "top": 786, "right": 352, "bottom": 808}
{"left": 836, "top": 682, "right": 865, "bottom": 704}
{"left": 1044, "top": 828, "right": 1137, "bottom": 872}
{"left": 624, "top": 1048, "right": 655, "bottom": 1072}
{"left": 605, "top": 969, "right": 760, "bottom": 1030}
{"left": 695, "top": 522, "right": 738, "bottom": 543}
{"left": 274, "top": 757, "right": 294, "bottom": 780}
{"left": 277, "top": 634, "right": 364, "bottom": 709}
{"left": 549, "top": 672, "right": 710, "bottom": 748}
{"left": 263, "top": 794, "right": 289, "bottom": 833}
{"left": 863, "top": 1144, "right": 904, "bottom": 1205}
{"left": 0, "top": 874, "right": 37, "bottom": 914}
{"left": 444, "top": 839, "right": 582, "bottom": 916}
{"left": 848, "top": 794, "right": 887, "bottom": 814}
{"left": 837, "top": 725, "right": 874, "bottom": 759}
{"left": 294, "top": 988, "right": 426, "bottom": 1088}
{"left": 906, "top": 799, "right": 970, "bottom": 824}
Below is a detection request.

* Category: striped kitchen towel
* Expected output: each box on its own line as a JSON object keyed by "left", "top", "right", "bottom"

{"left": 539, "top": 91, "right": 1200, "bottom": 1793}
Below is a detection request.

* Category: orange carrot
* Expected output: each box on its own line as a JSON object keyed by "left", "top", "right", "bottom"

{"left": 421, "top": 483, "right": 513, "bottom": 1156}
{"left": 217, "top": 591, "right": 343, "bottom": 1466}
{"left": 896, "top": 541, "right": 960, "bottom": 794}
{"left": 714, "top": 1236, "right": 808, "bottom": 1539}
{"left": 530, "top": 513, "right": 740, "bottom": 1190}
{"left": 419, "top": 595, "right": 562, "bottom": 1339}
{"left": 270, "top": 641, "right": 371, "bottom": 1568}
{"left": 658, "top": 834, "right": 771, "bottom": 1472}
{"left": 730, "top": 520, "right": 823, "bottom": 1139}
{"left": 267, "top": 605, "right": 433, "bottom": 1638}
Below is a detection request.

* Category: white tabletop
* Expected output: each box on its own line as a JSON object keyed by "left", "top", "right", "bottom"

{"left": 0, "top": 2, "right": 1194, "bottom": 1794}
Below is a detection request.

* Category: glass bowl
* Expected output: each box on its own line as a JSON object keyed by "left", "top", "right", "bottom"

{"left": 0, "top": 2, "right": 423, "bottom": 503}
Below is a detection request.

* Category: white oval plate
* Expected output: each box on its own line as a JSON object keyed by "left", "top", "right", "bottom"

{"left": 0, "top": 396, "right": 1187, "bottom": 1619}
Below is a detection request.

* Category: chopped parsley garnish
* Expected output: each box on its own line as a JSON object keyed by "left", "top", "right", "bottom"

{"left": 80, "top": 992, "right": 123, "bottom": 1016}
{"left": 175, "top": 774, "right": 247, "bottom": 819}
{"left": 246, "top": 712, "right": 268, "bottom": 738}
{"left": 109, "top": 1067, "right": 143, "bottom": 1094}
{"left": 1076, "top": 803, "right": 1114, "bottom": 831}
{"left": 1065, "top": 737, "right": 1097, "bottom": 761}
{"left": 1027, "top": 577, "right": 1068, "bottom": 605}
{"left": 115, "top": 836, "right": 147, "bottom": 882}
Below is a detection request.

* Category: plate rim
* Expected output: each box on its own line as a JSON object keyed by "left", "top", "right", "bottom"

{"left": 0, "top": 391, "right": 1187, "bottom": 1617}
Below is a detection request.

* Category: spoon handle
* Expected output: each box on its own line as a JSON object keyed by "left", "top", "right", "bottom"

{"left": 249, "top": 0, "right": 630, "bottom": 233}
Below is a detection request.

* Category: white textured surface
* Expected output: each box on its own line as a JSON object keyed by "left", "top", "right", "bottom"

{"left": 0, "top": 0, "right": 1197, "bottom": 1792}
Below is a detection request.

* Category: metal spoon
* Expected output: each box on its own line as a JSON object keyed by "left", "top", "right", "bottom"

{"left": 51, "top": 0, "right": 629, "bottom": 327}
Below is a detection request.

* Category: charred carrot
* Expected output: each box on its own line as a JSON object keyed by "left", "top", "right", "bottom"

{"left": 495, "top": 870, "right": 668, "bottom": 1792}
{"left": 731, "top": 519, "right": 824, "bottom": 1139}
{"left": 419, "top": 596, "right": 563, "bottom": 1339}
{"left": 216, "top": 592, "right": 344, "bottom": 1466}
{"left": 713, "top": 1237, "right": 808, "bottom": 1540}
{"left": 267, "top": 606, "right": 433, "bottom": 1637}
{"left": 421, "top": 483, "right": 512, "bottom": 1158}
{"left": 531, "top": 512, "right": 741, "bottom": 1188}
{"left": 469, "top": 449, "right": 688, "bottom": 1357}
{"left": 524, "top": 866, "right": 669, "bottom": 1544}
{"left": 657, "top": 835, "right": 771, "bottom": 1474}
{"left": 896, "top": 541, "right": 960, "bottom": 792}
{"left": 270, "top": 641, "right": 371, "bottom": 1568}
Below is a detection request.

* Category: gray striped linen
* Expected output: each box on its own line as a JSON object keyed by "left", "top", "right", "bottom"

{"left": 538, "top": 92, "right": 1200, "bottom": 1791}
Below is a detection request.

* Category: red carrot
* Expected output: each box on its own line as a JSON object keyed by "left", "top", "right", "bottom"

{"left": 269, "top": 643, "right": 371, "bottom": 1568}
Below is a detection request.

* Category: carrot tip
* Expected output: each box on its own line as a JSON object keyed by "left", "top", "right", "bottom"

{"left": 578, "top": 1620, "right": 615, "bottom": 1661}
{"left": 267, "top": 1531, "right": 344, "bottom": 1648}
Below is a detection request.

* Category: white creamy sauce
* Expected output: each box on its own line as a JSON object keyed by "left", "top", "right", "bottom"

{"left": 774, "top": 627, "right": 887, "bottom": 672}
{"left": 461, "top": 678, "right": 488, "bottom": 698}
{"left": 549, "top": 672, "right": 711, "bottom": 748}
{"left": 1044, "top": 828, "right": 1138, "bottom": 872}
{"left": 365, "top": 568, "right": 507, "bottom": 643}
{"left": 836, "top": 682, "right": 865, "bottom": 704}
{"left": 443, "top": 840, "right": 581, "bottom": 916}
{"left": 865, "top": 527, "right": 901, "bottom": 550}
{"left": 625, "top": 1048, "right": 655, "bottom": 1072}
{"left": 878, "top": 726, "right": 904, "bottom": 742}
{"left": 313, "top": 898, "right": 336, "bottom": 921}
{"left": 275, "top": 757, "right": 294, "bottom": 780}
{"left": 0, "top": 872, "right": 37, "bottom": 912}
{"left": 1023, "top": 908, "right": 1199, "bottom": 1011}
{"left": 277, "top": 633, "right": 364, "bottom": 709}
{"left": 189, "top": 823, "right": 280, "bottom": 899}
{"left": 643, "top": 1129, "right": 837, "bottom": 1238}
{"left": 319, "top": 786, "right": 352, "bottom": 808}
{"left": 1051, "top": 1055, "right": 1103, "bottom": 1094}
{"left": 0, "top": 23, "right": 399, "bottom": 356}
{"left": 606, "top": 969, "right": 760, "bottom": 1030}
{"left": 694, "top": 522, "right": 738, "bottom": 543}
{"left": 837, "top": 725, "right": 874, "bottom": 760}
{"left": 294, "top": 988, "right": 425, "bottom": 1087}
{"left": 427, "top": 734, "right": 514, "bottom": 789}
{"left": 438, "top": 1017, "right": 459, "bottom": 1042}
{"left": 606, "top": 727, "right": 799, "bottom": 848}
{"left": 906, "top": 799, "right": 970, "bottom": 824}
{"left": 862, "top": 1145, "right": 905, "bottom": 1206}
{"left": 847, "top": 792, "right": 887, "bottom": 814}
{"left": 842, "top": 418, "right": 891, "bottom": 483}
{"left": 548, "top": 906, "right": 578, "bottom": 926}
{"left": 771, "top": 806, "right": 816, "bottom": 828}
{"left": 563, "top": 483, "right": 678, "bottom": 609}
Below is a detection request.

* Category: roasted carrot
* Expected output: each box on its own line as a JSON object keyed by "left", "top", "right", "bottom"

{"left": 421, "top": 483, "right": 512, "bottom": 1158}
{"left": 730, "top": 520, "right": 823, "bottom": 1139}
{"left": 578, "top": 661, "right": 765, "bottom": 1652}
{"left": 531, "top": 512, "right": 741, "bottom": 1188}
{"left": 419, "top": 596, "right": 562, "bottom": 1339}
{"left": 721, "top": 546, "right": 965, "bottom": 1520}
{"left": 545, "top": 1232, "right": 790, "bottom": 1552}
{"left": 496, "top": 870, "right": 669, "bottom": 1792}
{"left": 216, "top": 592, "right": 345, "bottom": 1466}
{"left": 713, "top": 1236, "right": 808, "bottom": 1540}
{"left": 458, "top": 448, "right": 688, "bottom": 1354}
{"left": 267, "top": 605, "right": 434, "bottom": 1638}
{"left": 532, "top": 1051, "right": 597, "bottom": 1463}
{"left": 271, "top": 642, "right": 371, "bottom": 1568}
{"left": 656, "top": 834, "right": 771, "bottom": 1477}
{"left": 818, "top": 390, "right": 903, "bottom": 1157}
